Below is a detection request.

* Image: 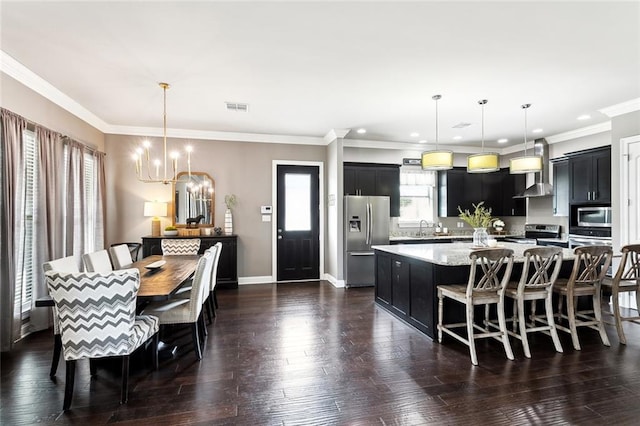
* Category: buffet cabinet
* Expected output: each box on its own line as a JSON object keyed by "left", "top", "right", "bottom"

{"left": 142, "top": 235, "right": 238, "bottom": 288}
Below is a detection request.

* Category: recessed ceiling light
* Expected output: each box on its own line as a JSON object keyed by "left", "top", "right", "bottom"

{"left": 497, "top": 138, "right": 508, "bottom": 144}
{"left": 418, "top": 139, "right": 427, "bottom": 144}
{"left": 410, "top": 132, "right": 420, "bottom": 138}
{"left": 577, "top": 114, "right": 591, "bottom": 121}
{"left": 356, "top": 128, "right": 366, "bottom": 134}
{"left": 532, "top": 128, "right": 543, "bottom": 133}
{"left": 452, "top": 136, "right": 463, "bottom": 140}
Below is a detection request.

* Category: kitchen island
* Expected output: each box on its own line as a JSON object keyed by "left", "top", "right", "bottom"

{"left": 373, "top": 242, "right": 575, "bottom": 339}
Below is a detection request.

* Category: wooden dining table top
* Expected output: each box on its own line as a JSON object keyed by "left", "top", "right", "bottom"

{"left": 128, "top": 255, "right": 200, "bottom": 300}
{"left": 36, "top": 254, "right": 200, "bottom": 307}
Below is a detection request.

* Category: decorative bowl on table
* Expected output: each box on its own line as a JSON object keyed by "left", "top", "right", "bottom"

{"left": 164, "top": 230, "right": 178, "bottom": 236}
{"left": 144, "top": 260, "right": 166, "bottom": 270}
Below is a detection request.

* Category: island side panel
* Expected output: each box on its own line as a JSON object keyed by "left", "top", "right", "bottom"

{"left": 375, "top": 249, "right": 470, "bottom": 339}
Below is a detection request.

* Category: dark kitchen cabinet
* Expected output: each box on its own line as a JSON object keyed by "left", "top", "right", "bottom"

{"left": 142, "top": 235, "right": 238, "bottom": 288}
{"left": 568, "top": 147, "right": 611, "bottom": 204}
{"left": 552, "top": 158, "right": 569, "bottom": 216}
{"left": 438, "top": 167, "right": 525, "bottom": 217}
{"left": 344, "top": 162, "right": 400, "bottom": 216}
{"left": 391, "top": 258, "right": 410, "bottom": 316}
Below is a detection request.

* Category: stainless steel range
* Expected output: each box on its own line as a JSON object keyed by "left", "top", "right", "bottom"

{"left": 505, "top": 224, "right": 562, "bottom": 245}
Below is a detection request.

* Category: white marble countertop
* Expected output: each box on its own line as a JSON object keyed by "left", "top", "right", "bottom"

{"left": 389, "top": 234, "right": 520, "bottom": 242}
{"left": 373, "top": 242, "right": 575, "bottom": 266}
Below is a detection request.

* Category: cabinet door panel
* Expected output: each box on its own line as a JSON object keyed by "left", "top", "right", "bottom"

{"left": 344, "top": 167, "right": 357, "bottom": 195}
{"left": 569, "top": 156, "right": 592, "bottom": 203}
{"left": 553, "top": 160, "right": 569, "bottom": 216}
{"left": 593, "top": 150, "right": 611, "bottom": 202}
{"left": 375, "top": 253, "right": 392, "bottom": 305}
{"left": 409, "top": 261, "right": 434, "bottom": 333}
{"left": 391, "top": 258, "right": 410, "bottom": 315}
{"left": 482, "top": 171, "right": 503, "bottom": 215}
{"left": 357, "top": 169, "right": 377, "bottom": 196}
{"left": 376, "top": 168, "right": 400, "bottom": 217}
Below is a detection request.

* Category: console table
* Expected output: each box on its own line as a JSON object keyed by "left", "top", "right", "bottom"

{"left": 142, "top": 235, "right": 238, "bottom": 289}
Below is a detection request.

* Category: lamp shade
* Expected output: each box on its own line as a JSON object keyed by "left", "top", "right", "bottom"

{"left": 467, "top": 153, "right": 499, "bottom": 173}
{"left": 421, "top": 150, "right": 453, "bottom": 171}
{"left": 143, "top": 201, "right": 168, "bottom": 218}
{"left": 509, "top": 156, "right": 542, "bottom": 174}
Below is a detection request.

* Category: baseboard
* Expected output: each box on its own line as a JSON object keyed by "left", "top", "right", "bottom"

{"left": 324, "top": 273, "right": 345, "bottom": 288}
{"left": 238, "top": 276, "right": 273, "bottom": 285}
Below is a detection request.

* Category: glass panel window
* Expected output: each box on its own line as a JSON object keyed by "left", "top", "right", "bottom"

{"left": 285, "top": 173, "right": 311, "bottom": 231}
{"left": 399, "top": 168, "right": 436, "bottom": 224}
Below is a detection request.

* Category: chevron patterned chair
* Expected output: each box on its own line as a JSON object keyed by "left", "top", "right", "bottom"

{"left": 82, "top": 249, "right": 114, "bottom": 272}
{"left": 109, "top": 244, "right": 134, "bottom": 269}
{"left": 161, "top": 238, "right": 201, "bottom": 255}
{"left": 45, "top": 268, "right": 159, "bottom": 411}
{"left": 142, "top": 252, "right": 212, "bottom": 360}
{"left": 42, "top": 256, "right": 81, "bottom": 377}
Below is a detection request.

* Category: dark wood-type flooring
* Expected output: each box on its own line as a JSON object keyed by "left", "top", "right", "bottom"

{"left": 3, "top": 281, "right": 640, "bottom": 425}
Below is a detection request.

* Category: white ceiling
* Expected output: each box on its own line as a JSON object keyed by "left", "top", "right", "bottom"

{"left": 1, "top": 1, "right": 639, "bottom": 151}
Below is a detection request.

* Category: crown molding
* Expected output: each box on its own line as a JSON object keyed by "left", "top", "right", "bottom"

{"left": 544, "top": 121, "right": 611, "bottom": 144}
{"left": 598, "top": 98, "right": 640, "bottom": 118}
{"left": 107, "top": 125, "right": 327, "bottom": 145}
{"left": 1, "top": 50, "right": 109, "bottom": 132}
{"left": 324, "top": 128, "right": 351, "bottom": 144}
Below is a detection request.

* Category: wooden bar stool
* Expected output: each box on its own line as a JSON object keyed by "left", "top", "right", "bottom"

{"left": 504, "top": 247, "right": 564, "bottom": 358}
{"left": 437, "top": 248, "right": 515, "bottom": 366}
{"left": 601, "top": 244, "right": 640, "bottom": 344}
{"left": 553, "top": 245, "right": 613, "bottom": 350}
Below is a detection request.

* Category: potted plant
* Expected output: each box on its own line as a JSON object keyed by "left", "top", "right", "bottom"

{"left": 458, "top": 202, "right": 497, "bottom": 247}
{"left": 224, "top": 194, "right": 237, "bottom": 235}
{"left": 164, "top": 225, "right": 178, "bottom": 236}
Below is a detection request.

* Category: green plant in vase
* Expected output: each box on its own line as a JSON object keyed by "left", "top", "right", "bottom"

{"left": 458, "top": 202, "right": 498, "bottom": 247}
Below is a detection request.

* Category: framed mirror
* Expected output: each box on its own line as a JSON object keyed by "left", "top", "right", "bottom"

{"left": 172, "top": 172, "right": 215, "bottom": 227}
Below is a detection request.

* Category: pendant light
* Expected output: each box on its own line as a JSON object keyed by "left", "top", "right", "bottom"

{"left": 509, "top": 103, "right": 542, "bottom": 174}
{"left": 467, "top": 99, "right": 499, "bottom": 173}
{"left": 132, "top": 82, "right": 194, "bottom": 184}
{"left": 421, "top": 95, "right": 453, "bottom": 170}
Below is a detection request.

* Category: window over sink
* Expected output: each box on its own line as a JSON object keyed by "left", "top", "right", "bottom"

{"left": 398, "top": 168, "right": 436, "bottom": 226}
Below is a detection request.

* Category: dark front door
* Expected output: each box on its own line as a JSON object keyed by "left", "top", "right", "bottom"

{"left": 276, "top": 165, "right": 320, "bottom": 281}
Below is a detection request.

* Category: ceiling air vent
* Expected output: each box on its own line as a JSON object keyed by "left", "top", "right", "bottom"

{"left": 452, "top": 122, "right": 472, "bottom": 129}
{"left": 225, "top": 102, "right": 249, "bottom": 112}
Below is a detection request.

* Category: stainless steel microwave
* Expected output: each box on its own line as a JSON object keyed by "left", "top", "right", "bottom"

{"left": 577, "top": 206, "right": 612, "bottom": 228}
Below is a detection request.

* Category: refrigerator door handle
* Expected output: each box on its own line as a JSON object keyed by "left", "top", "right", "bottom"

{"left": 366, "top": 202, "right": 372, "bottom": 245}
{"left": 349, "top": 252, "right": 375, "bottom": 256}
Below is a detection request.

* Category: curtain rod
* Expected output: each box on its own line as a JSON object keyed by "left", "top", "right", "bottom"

{"left": 1, "top": 107, "right": 105, "bottom": 156}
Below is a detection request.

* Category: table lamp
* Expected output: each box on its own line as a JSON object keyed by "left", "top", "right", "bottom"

{"left": 143, "top": 201, "right": 168, "bottom": 237}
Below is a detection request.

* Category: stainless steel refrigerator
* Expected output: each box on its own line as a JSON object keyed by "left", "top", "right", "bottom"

{"left": 344, "top": 195, "right": 390, "bottom": 288}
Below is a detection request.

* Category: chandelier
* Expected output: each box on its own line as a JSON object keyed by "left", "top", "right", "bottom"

{"left": 467, "top": 99, "right": 499, "bottom": 173}
{"left": 421, "top": 95, "right": 453, "bottom": 171}
{"left": 133, "top": 82, "right": 193, "bottom": 184}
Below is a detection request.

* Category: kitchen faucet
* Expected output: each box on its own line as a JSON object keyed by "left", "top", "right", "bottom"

{"left": 419, "top": 220, "right": 428, "bottom": 237}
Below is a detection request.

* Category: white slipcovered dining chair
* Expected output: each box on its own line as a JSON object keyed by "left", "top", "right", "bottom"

{"left": 109, "top": 244, "right": 134, "bottom": 269}
{"left": 142, "top": 251, "right": 213, "bottom": 360}
{"left": 437, "top": 248, "right": 515, "bottom": 366}
{"left": 208, "top": 242, "right": 223, "bottom": 318}
{"left": 82, "top": 249, "right": 113, "bottom": 272}
{"left": 45, "top": 268, "right": 159, "bottom": 411}
{"left": 42, "top": 256, "right": 81, "bottom": 377}
{"left": 161, "top": 238, "right": 201, "bottom": 255}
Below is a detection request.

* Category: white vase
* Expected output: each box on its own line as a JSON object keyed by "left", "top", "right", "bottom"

{"left": 224, "top": 209, "right": 233, "bottom": 235}
{"left": 473, "top": 227, "right": 489, "bottom": 247}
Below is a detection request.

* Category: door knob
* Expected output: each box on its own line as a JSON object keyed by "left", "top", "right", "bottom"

{"left": 278, "top": 235, "right": 283, "bottom": 239}
{"left": 277, "top": 229, "right": 282, "bottom": 233}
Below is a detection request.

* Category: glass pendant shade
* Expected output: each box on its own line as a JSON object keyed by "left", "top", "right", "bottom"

{"left": 509, "top": 155, "right": 543, "bottom": 174}
{"left": 467, "top": 152, "right": 499, "bottom": 173}
{"left": 421, "top": 150, "right": 454, "bottom": 170}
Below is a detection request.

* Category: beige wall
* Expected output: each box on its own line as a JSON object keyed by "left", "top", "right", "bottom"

{"left": 104, "top": 134, "right": 326, "bottom": 279}
{"left": 0, "top": 73, "right": 105, "bottom": 150}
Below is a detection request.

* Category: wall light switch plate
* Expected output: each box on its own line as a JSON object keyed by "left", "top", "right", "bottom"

{"left": 261, "top": 205, "right": 272, "bottom": 214}
{"left": 262, "top": 215, "right": 271, "bottom": 222}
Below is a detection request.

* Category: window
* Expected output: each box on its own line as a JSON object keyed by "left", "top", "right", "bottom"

{"left": 15, "top": 130, "right": 37, "bottom": 317}
{"left": 398, "top": 168, "right": 436, "bottom": 225}
{"left": 284, "top": 173, "right": 311, "bottom": 231}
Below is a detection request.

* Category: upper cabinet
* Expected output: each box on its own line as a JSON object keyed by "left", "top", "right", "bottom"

{"left": 567, "top": 147, "right": 611, "bottom": 204}
{"left": 552, "top": 158, "right": 569, "bottom": 216}
{"left": 438, "top": 168, "right": 525, "bottom": 217}
{"left": 344, "top": 163, "right": 400, "bottom": 217}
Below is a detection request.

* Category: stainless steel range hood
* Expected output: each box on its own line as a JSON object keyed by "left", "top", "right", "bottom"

{"left": 513, "top": 138, "right": 553, "bottom": 198}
